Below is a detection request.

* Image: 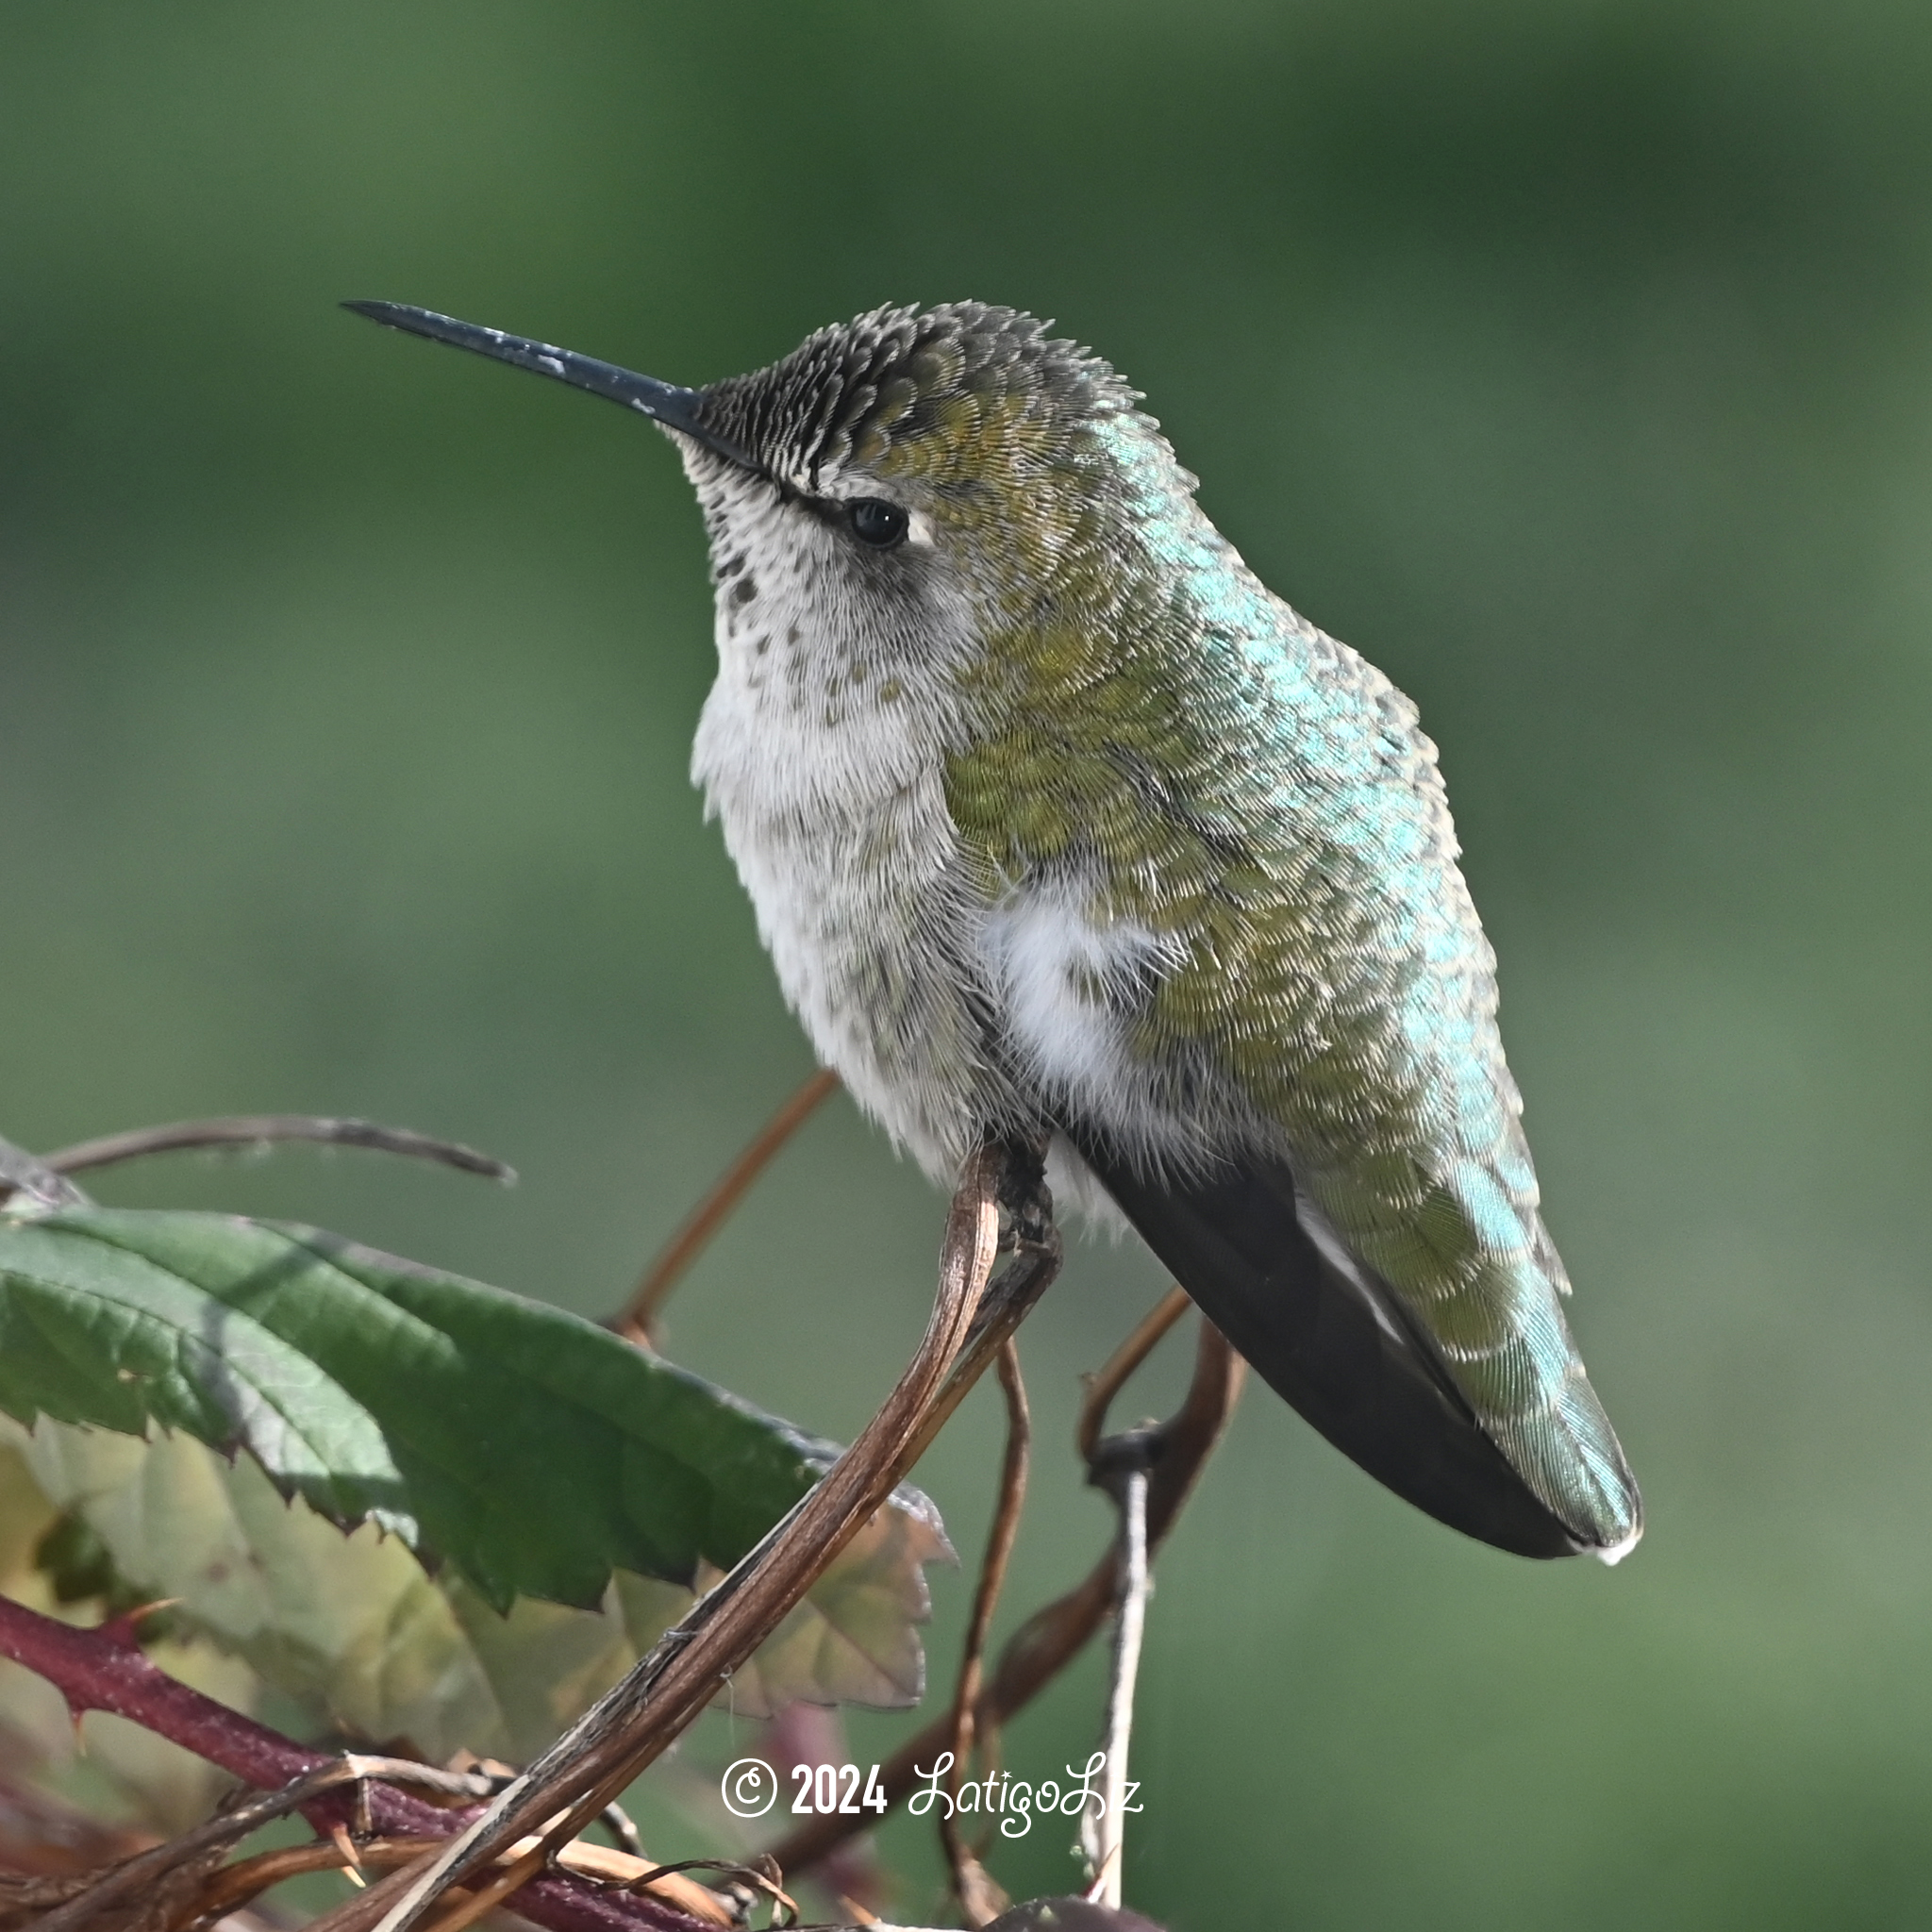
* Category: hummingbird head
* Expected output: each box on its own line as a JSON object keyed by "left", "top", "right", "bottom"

{"left": 691, "top": 300, "right": 1140, "bottom": 526}
{"left": 682, "top": 302, "right": 1192, "bottom": 720}
{"left": 345, "top": 300, "right": 1206, "bottom": 747}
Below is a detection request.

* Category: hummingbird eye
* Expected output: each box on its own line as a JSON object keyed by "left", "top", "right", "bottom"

{"left": 847, "top": 497, "right": 908, "bottom": 549}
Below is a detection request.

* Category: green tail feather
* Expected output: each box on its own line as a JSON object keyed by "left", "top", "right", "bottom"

{"left": 1076, "top": 1136, "right": 1642, "bottom": 1559}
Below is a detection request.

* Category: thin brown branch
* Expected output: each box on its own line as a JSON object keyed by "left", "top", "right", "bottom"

{"left": 33, "top": 1757, "right": 491, "bottom": 1932}
{"left": 0, "top": 1594, "right": 710, "bottom": 1932}
{"left": 173, "top": 1836, "right": 720, "bottom": 1932}
{"left": 890, "top": 1167, "right": 1059, "bottom": 1473}
{"left": 174, "top": 1831, "right": 740, "bottom": 1932}
{"left": 42, "top": 1114, "right": 514, "bottom": 1184}
{"left": 416, "top": 1841, "right": 547, "bottom": 1932}
{"left": 613, "top": 1067, "right": 841, "bottom": 1344}
{"left": 172, "top": 1838, "right": 433, "bottom": 1926}
{"left": 957, "top": 1342, "right": 1032, "bottom": 1765}
{"left": 0, "top": 1870, "right": 105, "bottom": 1928}
{"left": 537, "top": 1847, "right": 734, "bottom": 1925}
{"left": 1077, "top": 1286, "right": 1191, "bottom": 1464}
{"left": 769, "top": 1313, "right": 1244, "bottom": 1875}
{"left": 300, "top": 1856, "right": 441, "bottom": 1932}
{"left": 621, "top": 1861, "right": 797, "bottom": 1928}
{"left": 941, "top": 1338, "right": 1030, "bottom": 1928}
{"left": 368, "top": 1138, "right": 1058, "bottom": 1932}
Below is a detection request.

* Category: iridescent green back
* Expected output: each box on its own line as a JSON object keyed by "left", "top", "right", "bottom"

{"left": 704, "top": 303, "right": 1639, "bottom": 1551}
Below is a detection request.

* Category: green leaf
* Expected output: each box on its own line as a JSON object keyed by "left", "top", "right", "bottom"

{"left": 0, "top": 1208, "right": 945, "bottom": 1620}
{"left": 11, "top": 1417, "right": 534, "bottom": 1754}
{"left": 6, "top": 1417, "right": 948, "bottom": 1757}
{"left": 0, "top": 1436, "right": 259, "bottom": 1837}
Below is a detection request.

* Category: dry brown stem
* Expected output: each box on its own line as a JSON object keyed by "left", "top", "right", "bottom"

{"left": 415, "top": 1840, "right": 548, "bottom": 1932}
{"left": 43, "top": 1115, "right": 513, "bottom": 1184}
{"left": 156, "top": 1831, "right": 736, "bottom": 1932}
{"left": 941, "top": 1337, "right": 1031, "bottom": 1927}
{"left": 1076, "top": 1286, "right": 1191, "bottom": 1465}
{"left": 171, "top": 1838, "right": 434, "bottom": 1927}
{"left": 369, "top": 1138, "right": 1059, "bottom": 1932}
{"left": 33, "top": 1757, "right": 492, "bottom": 1932}
{"left": 769, "top": 1309, "right": 1244, "bottom": 1876}
{"left": 0, "top": 1593, "right": 705, "bottom": 1931}
{"left": 614, "top": 1067, "right": 841, "bottom": 1344}
{"left": 299, "top": 1857, "right": 442, "bottom": 1932}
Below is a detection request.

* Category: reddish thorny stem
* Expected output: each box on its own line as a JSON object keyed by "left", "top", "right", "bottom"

{"left": 0, "top": 1592, "right": 708, "bottom": 1932}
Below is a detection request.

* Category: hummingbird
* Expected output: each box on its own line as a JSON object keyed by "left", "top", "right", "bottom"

{"left": 348, "top": 298, "right": 1641, "bottom": 1563}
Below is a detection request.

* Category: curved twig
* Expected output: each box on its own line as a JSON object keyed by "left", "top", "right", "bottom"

{"left": 0, "top": 1593, "right": 710, "bottom": 1932}
{"left": 178, "top": 1828, "right": 738, "bottom": 1932}
{"left": 460, "top": 1758, "right": 645, "bottom": 1861}
{"left": 1077, "top": 1285, "right": 1191, "bottom": 1465}
{"left": 769, "top": 1311, "right": 1244, "bottom": 1876}
{"left": 44, "top": 1115, "right": 514, "bottom": 1184}
{"left": 415, "top": 1841, "right": 549, "bottom": 1932}
{"left": 170, "top": 1837, "right": 434, "bottom": 1926}
{"left": 613, "top": 1068, "right": 841, "bottom": 1345}
{"left": 296, "top": 1857, "right": 440, "bottom": 1932}
{"left": 368, "top": 1139, "right": 1058, "bottom": 1932}
{"left": 34, "top": 1757, "right": 492, "bottom": 1932}
{"left": 942, "top": 1338, "right": 1031, "bottom": 1926}
{"left": 621, "top": 1860, "right": 797, "bottom": 1927}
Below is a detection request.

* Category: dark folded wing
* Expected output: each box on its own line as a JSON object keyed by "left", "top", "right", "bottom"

{"left": 1075, "top": 1134, "right": 1594, "bottom": 1558}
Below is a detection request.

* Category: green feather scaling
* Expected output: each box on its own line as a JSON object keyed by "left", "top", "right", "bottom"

{"left": 663, "top": 296, "right": 1640, "bottom": 1554}
{"left": 937, "top": 383, "right": 1638, "bottom": 1553}
{"left": 344, "top": 294, "right": 1640, "bottom": 1553}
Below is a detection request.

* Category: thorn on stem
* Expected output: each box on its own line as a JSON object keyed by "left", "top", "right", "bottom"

{"left": 94, "top": 1598, "right": 180, "bottom": 1651}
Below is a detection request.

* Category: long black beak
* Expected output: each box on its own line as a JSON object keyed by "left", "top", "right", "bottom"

{"left": 343, "top": 301, "right": 756, "bottom": 469}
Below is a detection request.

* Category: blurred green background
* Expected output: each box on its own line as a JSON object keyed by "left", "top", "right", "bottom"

{"left": 7, "top": 0, "right": 1932, "bottom": 1924}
